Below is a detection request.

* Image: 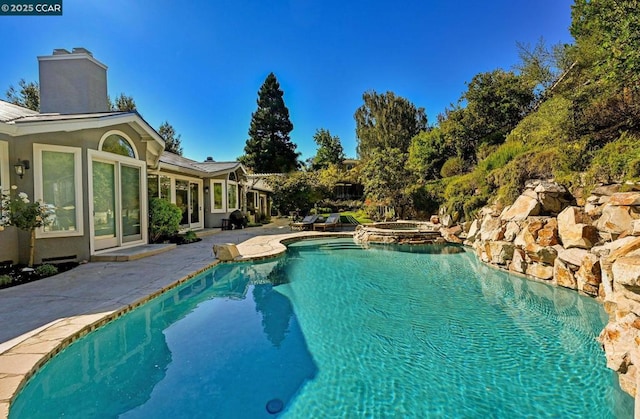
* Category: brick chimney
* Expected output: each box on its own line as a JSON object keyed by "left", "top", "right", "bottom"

{"left": 38, "top": 47, "right": 110, "bottom": 114}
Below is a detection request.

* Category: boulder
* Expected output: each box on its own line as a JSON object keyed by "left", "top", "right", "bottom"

{"left": 487, "top": 241, "right": 515, "bottom": 265}
{"left": 592, "top": 184, "right": 622, "bottom": 196}
{"left": 612, "top": 256, "right": 640, "bottom": 288}
{"left": 554, "top": 258, "right": 577, "bottom": 289}
{"left": 514, "top": 219, "right": 544, "bottom": 248}
{"left": 557, "top": 248, "right": 590, "bottom": 267}
{"left": 500, "top": 194, "right": 541, "bottom": 221}
{"left": 466, "top": 219, "right": 480, "bottom": 241}
{"left": 537, "top": 218, "right": 559, "bottom": 246}
{"left": 503, "top": 221, "right": 520, "bottom": 242}
{"left": 599, "top": 313, "right": 640, "bottom": 395}
{"left": 575, "top": 253, "right": 601, "bottom": 297}
{"left": 584, "top": 202, "right": 603, "bottom": 218}
{"left": 608, "top": 192, "right": 640, "bottom": 206}
{"left": 596, "top": 205, "right": 636, "bottom": 235}
{"left": 633, "top": 220, "right": 640, "bottom": 236}
{"left": 509, "top": 248, "right": 527, "bottom": 274}
{"left": 527, "top": 262, "right": 554, "bottom": 280}
{"left": 430, "top": 215, "right": 440, "bottom": 224}
{"left": 558, "top": 206, "right": 598, "bottom": 249}
{"left": 525, "top": 243, "right": 558, "bottom": 265}
{"left": 213, "top": 244, "right": 240, "bottom": 261}
{"left": 441, "top": 214, "right": 453, "bottom": 227}
{"left": 479, "top": 215, "right": 503, "bottom": 241}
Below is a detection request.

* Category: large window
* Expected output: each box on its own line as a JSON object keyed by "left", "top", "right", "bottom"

{"left": 101, "top": 133, "right": 137, "bottom": 158}
{"left": 34, "top": 144, "right": 83, "bottom": 237}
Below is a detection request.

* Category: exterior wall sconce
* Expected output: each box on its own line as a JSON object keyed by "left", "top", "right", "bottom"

{"left": 14, "top": 159, "right": 30, "bottom": 179}
{"left": 204, "top": 185, "right": 209, "bottom": 193}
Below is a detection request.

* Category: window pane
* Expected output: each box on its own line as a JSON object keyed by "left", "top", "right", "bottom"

{"left": 160, "top": 176, "right": 171, "bottom": 200}
{"left": 147, "top": 174, "right": 159, "bottom": 198}
{"left": 42, "top": 151, "right": 76, "bottom": 232}
{"left": 228, "top": 183, "right": 237, "bottom": 209}
{"left": 213, "top": 183, "right": 223, "bottom": 210}
{"left": 121, "top": 165, "right": 141, "bottom": 241}
{"left": 102, "top": 135, "right": 135, "bottom": 158}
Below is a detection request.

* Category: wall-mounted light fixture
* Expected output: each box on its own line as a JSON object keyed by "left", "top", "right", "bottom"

{"left": 204, "top": 185, "right": 210, "bottom": 193}
{"left": 14, "top": 159, "right": 30, "bottom": 179}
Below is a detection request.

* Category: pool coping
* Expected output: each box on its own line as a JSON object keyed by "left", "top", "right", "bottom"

{"left": 0, "top": 231, "right": 352, "bottom": 418}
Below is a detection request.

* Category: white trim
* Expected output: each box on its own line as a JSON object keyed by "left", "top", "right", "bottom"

{"left": 38, "top": 52, "right": 108, "bottom": 70}
{"left": 98, "top": 130, "right": 139, "bottom": 160}
{"left": 0, "top": 141, "right": 8, "bottom": 191}
{"left": 88, "top": 149, "right": 147, "bottom": 254}
{"left": 33, "top": 144, "right": 84, "bottom": 238}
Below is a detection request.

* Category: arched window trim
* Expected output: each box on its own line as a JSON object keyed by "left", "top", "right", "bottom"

{"left": 98, "top": 130, "right": 139, "bottom": 160}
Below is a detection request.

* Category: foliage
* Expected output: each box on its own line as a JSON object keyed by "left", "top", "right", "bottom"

{"left": 514, "top": 38, "right": 572, "bottom": 100}
{"left": 506, "top": 95, "right": 572, "bottom": 148}
{"left": 443, "top": 173, "right": 490, "bottom": 219}
{"left": 410, "top": 181, "right": 444, "bottom": 218}
{"left": 355, "top": 90, "right": 427, "bottom": 159}
{"left": 309, "top": 129, "right": 345, "bottom": 170}
{"left": 110, "top": 93, "right": 137, "bottom": 111}
{"left": 440, "top": 156, "right": 465, "bottom": 178}
{"left": 5, "top": 79, "right": 39, "bottom": 111}
{"left": 361, "top": 148, "right": 415, "bottom": 219}
{"left": 0, "top": 275, "right": 11, "bottom": 286}
{"left": 35, "top": 264, "right": 58, "bottom": 277}
{"left": 158, "top": 121, "right": 183, "bottom": 155}
{"left": 148, "top": 197, "right": 182, "bottom": 243}
{"left": 585, "top": 132, "right": 640, "bottom": 184}
{"left": 241, "top": 73, "right": 300, "bottom": 173}
{"left": 266, "top": 172, "right": 324, "bottom": 215}
{"left": 0, "top": 187, "right": 53, "bottom": 267}
{"left": 407, "top": 128, "right": 452, "bottom": 181}
{"left": 179, "top": 230, "right": 199, "bottom": 244}
{"left": 476, "top": 141, "right": 528, "bottom": 172}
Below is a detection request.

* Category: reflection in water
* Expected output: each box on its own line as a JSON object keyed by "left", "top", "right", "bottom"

{"left": 10, "top": 259, "right": 317, "bottom": 419}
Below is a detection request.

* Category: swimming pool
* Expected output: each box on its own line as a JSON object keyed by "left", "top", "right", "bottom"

{"left": 10, "top": 238, "right": 633, "bottom": 418}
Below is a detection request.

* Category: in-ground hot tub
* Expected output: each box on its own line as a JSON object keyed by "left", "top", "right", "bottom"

{"left": 354, "top": 221, "right": 444, "bottom": 245}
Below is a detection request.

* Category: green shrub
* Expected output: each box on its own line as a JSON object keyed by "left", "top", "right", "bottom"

{"left": 149, "top": 198, "right": 182, "bottom": 243}
{"left": 585, "top": 132, "right": 640, "bottom": 184}
{"left": 35, "top": 264, "right": 58, "bottom": 277}
{"left": 477, "top": 140, "right": 528, "bottom": 172}
{"left": 0, "top": 275, "right": 12, "bottom": 286}
{"left": 440, "top": 156, "right": 465, "bottom": 178}
{"left": 181, "top": 230, "right": 198, "bottom": 243}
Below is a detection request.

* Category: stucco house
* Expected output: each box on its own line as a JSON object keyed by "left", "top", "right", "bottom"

{"left": 0, "top": 48, "right": 270, "bottom": 265}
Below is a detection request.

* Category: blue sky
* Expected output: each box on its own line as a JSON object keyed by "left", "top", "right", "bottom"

{"left": 0, "top": 0, "right": 574, "bottom": 163}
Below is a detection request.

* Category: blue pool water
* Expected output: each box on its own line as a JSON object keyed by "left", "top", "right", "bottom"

{"left": 10, "top": 238, "right": 633, "bottom": 418}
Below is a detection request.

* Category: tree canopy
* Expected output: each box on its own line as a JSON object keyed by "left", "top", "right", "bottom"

{"left": 309, "top": 129, "right": 345, "bottom": 170}
{"left": 355, "top": 91, "right": 427, "bottom": 159}
{"left": 110, "top": 93, "right": 137, "bottom": 112}
{"left": 240, "top": 73, "right": 300, "bottom": 173}
{"left": 158, "top": 121, "right": 183, "bottom": 155}
{"left": 5, "top": 79, "right": 39, "bottom": 111}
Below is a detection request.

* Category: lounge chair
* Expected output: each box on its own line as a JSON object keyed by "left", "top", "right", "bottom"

{"left": 313, "top": 213, "right": 341, "bottom": 231}
{"left": 290, "top": 214, "right": 319, "bottom": 230}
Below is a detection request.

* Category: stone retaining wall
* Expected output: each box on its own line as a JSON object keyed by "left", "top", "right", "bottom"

{"left": 458, "top": 180, "right": 640, "bottom": 398}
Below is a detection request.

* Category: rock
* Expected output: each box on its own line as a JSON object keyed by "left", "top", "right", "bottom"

{"left": 591, "top": 236, "right": 640, "bottom": 258}
{"left": 430, "top": 215, "right": 440, "bottom": 224}
{"left": 585, "top": 203, "right": 603, "bottom": 218}
{"left": 598, "top": 195, "right": 611, "bottom": 205}
{"left": 441, "top": 214, "right": 453, "bottom": 227}
{"left": 213, "top": 244, "right": 240, "bottom": 261}
{"left": 554, "top": 258, "right": 577, "bottom": 289}
{"left": 441, "top": 228, "right": 463, "bottom": 244}
{"left": 479, "top": 215, "right": 503, "bottom": 241}
{"left": 596, "top": 205, "right": 636, "bottom": 235}
{"left": 558, "top": 206, "right": 598, "bottom": 249}
{"left": 633, "top": 220, "right": 640, "bottom": 236}
{"left": 599, "top": 313, "right": 639, "bottom": 392}
{"left": 487, "top": 241, "right": 515, "bottom": 265}
{"left": 509, "top": 248, "right": 527, "bottom": 274}
{"left": 466, "top": 219, "right": 480, "bottom": 241}
{"left": 592, "top": 184, "right": 622, "bottom": 196}
{"left": 501, "top": 194, "right": 541, "bottom": 221}
{"left": 524, "top": 243, "right": 558, "bottom": 265}
{"left": 557, "top": 248, "right": 590, "bottom": 267}
{"left": 532, "top": 181, "right": 568, "bottom": 194}
{"left": 575, "top": 254, "right": 601, "bottom": 297}
{"left": 607, "top": 236, "right": 640, "bottom": 262}
{"left": 608, "top": 192, "right": 640, "bottom": 206}
{"left": 503, "top": 221, "right": 520, "bottom": 242}
{"left": 514, "top": 219, "right": 544, "bottom": 248}
{"left": 537, "top": 218, "right": 559, "bottom": 246}
{"left": 587, "top": 195, "right": 600, "bottom": 204}
{"left": 527, "top": 262, "right": 554, "bottom": 280}
{"left": 612, "top": 256, "right": 640, "bottom": 288}
{"left": 538, "top": 193, "right": 566, "bottom": 214}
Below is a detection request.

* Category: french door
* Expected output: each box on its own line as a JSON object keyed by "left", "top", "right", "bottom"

{"left": 175, "top": 179, "right": 202, "bottom": 230}
{"left": 91, "top": 154, "right": 145, "bottom": 251}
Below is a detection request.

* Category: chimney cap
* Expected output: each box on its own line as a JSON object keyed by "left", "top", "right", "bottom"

{"left": 72, "top": 47, "right": 93, "bottom": 56}
{"left": 205, "top": 156, "right": 214, "bottom": 162}
{"left": 53, "top": 48, "right": 70, "bottom": 55}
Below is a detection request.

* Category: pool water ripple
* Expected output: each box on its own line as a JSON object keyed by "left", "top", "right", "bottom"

{"left": 9, "top": 238, "right": 634, "bottom": 418}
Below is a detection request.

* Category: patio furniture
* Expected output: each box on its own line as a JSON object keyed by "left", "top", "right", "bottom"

{"left": 313, "top": 213, "right": 341, "bottom": 231}
{"left": 290, "top": 214, "right": 319, "bottom": 230}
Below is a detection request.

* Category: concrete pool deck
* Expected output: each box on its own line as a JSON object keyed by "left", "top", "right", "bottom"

{"left": 0, "top": 219, "right": 353, "bottom": 417}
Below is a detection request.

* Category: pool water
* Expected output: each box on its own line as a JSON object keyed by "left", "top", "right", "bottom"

{"left": 10, "top": 238, "right": 633, "bottom": 418}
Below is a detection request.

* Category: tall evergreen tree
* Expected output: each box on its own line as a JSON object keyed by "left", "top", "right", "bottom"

{"left": 158, "top": 121, "right": 183, "bottom": 155}
{"left": 310, "top": 128, "right": 345, "bottom": 170}
{"left": 110, "top": 93, "right": 137, "bottom": 111}
{"left": 240, "top": 73, "right": 300, "bottom": 173}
